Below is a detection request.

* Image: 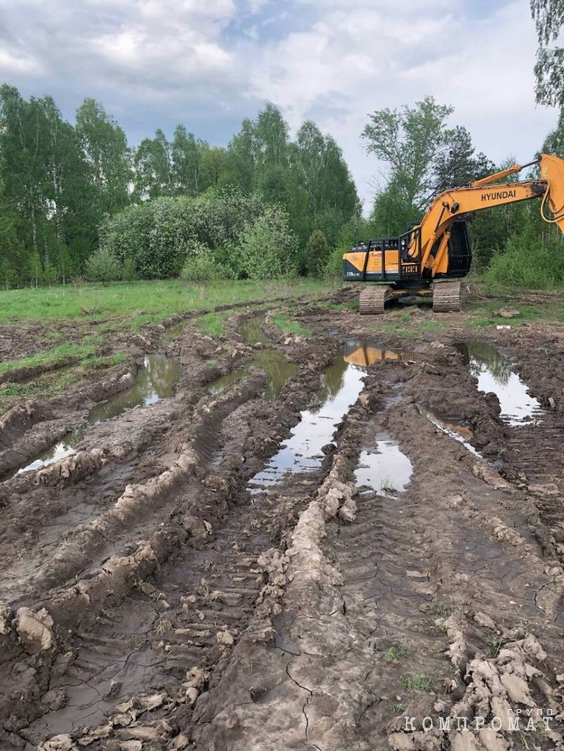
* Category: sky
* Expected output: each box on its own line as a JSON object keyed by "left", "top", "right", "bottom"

{"left": 0, "top": 0, "right": 557, "bottom": 210}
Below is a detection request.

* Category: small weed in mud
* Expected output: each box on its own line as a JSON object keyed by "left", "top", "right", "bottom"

{"left": 82, "top": 334, "right": 105, "bottom": 344}
{"left": 81, "top": 355, "right": 105, "bottom": 369}
{"left": 420, "top": 320, "right": 444, "bottom": 333}
{"left": 393, "top": 702, "right": 406, "bottom": 712}
{"left": 205, "top": 359, "right": 218, "bottom": 366}
{"left": 381, "top": 477, "right": 398, "bottom": 494}
{"left": 436, "top": 600, "right": 452, "bottom": 619}
{"left": 403, "top": 675, "right": 431, "bottom": 692}
{"left": 485, "top": 638, "right": 503, "bottom": 659}
{"left": 514, "top": 622, "right": 529, "bottom": 640}
{"left": 386, "top": 643, "right": 410, "bottom": 662}
{"left": 272, "top": 314, "right": 312, "bottom": 338}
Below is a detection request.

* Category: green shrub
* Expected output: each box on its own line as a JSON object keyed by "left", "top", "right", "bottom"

{"left": 237, "top": 205, "right": 298, "bottom": 279}
{"left": 120, "top": 258, "right": 138, "bottom": 282}
{"left": 303, "top": 230, "right": 330, "bottom": 276}
{"left": 485, "top": 226, "right": 564, "bottom": 289}
{"left": 324, "top": 243, "right": 348, "bottom": 279}
{"left": 100, "top": 189, "right": 268, "bottom": 280}
{"left": 85, "top": 247, "right": 122, "bottom": 285}
{"left": 181, "top": 249, "right": 219, "bottom": 283}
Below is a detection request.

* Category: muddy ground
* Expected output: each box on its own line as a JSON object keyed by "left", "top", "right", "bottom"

{"left": 0, "top": 287, "right": 564, "bottom": 751}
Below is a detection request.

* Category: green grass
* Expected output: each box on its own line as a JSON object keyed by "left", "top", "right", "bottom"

{"left": 0, "top": 279, "right": 333, "bottom": 323}
{"left": 0, "top": 343, "right": 94, "bottom": 377}
{"left": 197, "top": 312, "right": 229, "bottom": 336}
{"left": 0, "top": 351, "right": 130, "bottom": 411}
{"left": 272, "top": 314, "right": 313, "bottom": 338}
{"left": 386, "top": 643, "right": 410, "bottom": 662}
{"left": 403, "top": 675, "right": 431, "bottom": 692}
{"left": 463, "top": 299, "right": 545, "bottom": 328}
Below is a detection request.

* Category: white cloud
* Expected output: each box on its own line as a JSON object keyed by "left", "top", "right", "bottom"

{"left": 0, "top": 0, "right": 556, "bottom": 211}
{"left": 0, "top": 48, "right": 44, "bottom": 75}
{"left": 246, "top": 0, "right": 556, "bottom": 209}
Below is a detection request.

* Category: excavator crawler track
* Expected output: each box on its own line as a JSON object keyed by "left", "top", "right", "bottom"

{"left": 359, "top": 286, "right": 392, "bottom": 315}
{"left": 432, "top": 281, "right": 462, "bottom": 312}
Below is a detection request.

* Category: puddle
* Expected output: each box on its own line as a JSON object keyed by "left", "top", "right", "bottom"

{"left": 207, "top": 369, "right": 247, "bottom": 395}
{"left": 455, "top": 342, "right": 544, "bottom": 426}
{"left": 18, "top": 439, "right": 78, "bottom": 474}
{"left": 235, "top": 315, "right": 299, "bottom": 401}
{"left": 16, "top": 354, "right": 182, "bottom": 475}
{"left": 417, "top": 404, "right": 482, "bottom": 457}
{"left": 355, "top": 435, "right": 413, "bottom": 496}
{"left": 160, "top": 320, "right": 188, "bottom": 344}
{"left": 254, "top": 350, "right": 298, "bottom": 401}
{"left": 238, "top": 315, "right": 270, "bottom": 346}
{"left": 87, "top": 354, "right": 183, "bottom": 424}
{"left": 250, "top": 348, "right": 366, "bottom": 491}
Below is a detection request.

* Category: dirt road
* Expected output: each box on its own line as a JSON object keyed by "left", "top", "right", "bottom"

{"left": 0, "top": 291, "right": 563, "bottom": 750}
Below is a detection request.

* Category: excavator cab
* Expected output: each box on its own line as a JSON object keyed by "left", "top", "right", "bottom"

{"left": 343, "top": 220, "right": 471, "bottom": 283}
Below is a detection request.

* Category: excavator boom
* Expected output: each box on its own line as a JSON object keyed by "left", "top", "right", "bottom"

{"left": 418, "top": 153, "right": 564, "bottom": 277}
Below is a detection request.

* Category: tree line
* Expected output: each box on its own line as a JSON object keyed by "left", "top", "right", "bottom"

{"left": 4, "top": 13, "right": 564, "bottom": 292}
{"left": 0, "top": 87, "right": 359, "bottom": 287}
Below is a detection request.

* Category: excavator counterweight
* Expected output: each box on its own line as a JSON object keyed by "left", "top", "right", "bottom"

{"left": 344, "top": 153, "right": 564, "bottom": 314}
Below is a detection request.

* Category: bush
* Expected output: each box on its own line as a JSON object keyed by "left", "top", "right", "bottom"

{"left": 85, "top": 247, "right": 121, "bottom": 285}
{"left": 237, "top": 205, "right": 298, "bottom": 279}
{"left": 324, "top": 243, "right": 347, "bottom": 279}
{"left": 100, "top": 189, "right": 268, "bottom": 280}
{"left": 303, "top": 230, "right": 330, "bottom": 276}
{"left": 181, "top": 246, "right": 220, "bottom": 283}
{"left": 485, "top": 226, "right": 564, "bottom": 289}
{"left": 121, "top": 258, "right": 138, "bottom": 282}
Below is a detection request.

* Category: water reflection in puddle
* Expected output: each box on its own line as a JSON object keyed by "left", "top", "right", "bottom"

{"left": 343, "top": 339, "right": 401, "bottom": 368}
{"left": 88, "top": 354, "right": 183, "bottom": 424}
{"left": 455, "top": 341, "right": 544, "bottom": 426}
{"left": 207, "top": 369, "right": 247, "bottom": 396}
{"left": 230, "top": 314, "right": 298, "bottom": 401}
{"left": 17, "top": 354, "right": 182, "bottom": 475}
{"left": 19, "top": 440, "right": 78, "bottom": 474}
{"left": 355, "top": 436, "right": 412, "bottom": 496}
{"left": 417, "top": 404, "right": 482, "bottom": 457}
{"left": 238, "top": 315, "right": 270, "bottom": 345}
{"left": 250, "top": 350, "right": 367, "bottom": 491}
{"left": 254, "top": 350, "right": 298, "bottom": 401}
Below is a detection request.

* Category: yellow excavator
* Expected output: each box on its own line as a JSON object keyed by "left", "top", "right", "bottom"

{"left": 343, "top": 153, "right": 564, "bottom": 314}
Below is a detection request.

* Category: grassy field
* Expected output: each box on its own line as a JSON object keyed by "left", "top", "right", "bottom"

{"left": 0, "top": 278, "right": 337, "bottom": 411}
{"left": 0, "top": 278, "right": 336, "bottom": 323}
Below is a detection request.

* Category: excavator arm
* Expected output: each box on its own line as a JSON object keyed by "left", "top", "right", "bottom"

{"left": 417, "top": 153, "right": 564, "bottom": 277}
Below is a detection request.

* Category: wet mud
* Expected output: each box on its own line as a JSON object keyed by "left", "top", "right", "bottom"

{"left": 1, "top": 297, "right": 564, "bottom": 750}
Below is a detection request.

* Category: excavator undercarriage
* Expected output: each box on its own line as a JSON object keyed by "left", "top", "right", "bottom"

{"left": 358, "top": 280, "right": 463, "bottom": 315}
